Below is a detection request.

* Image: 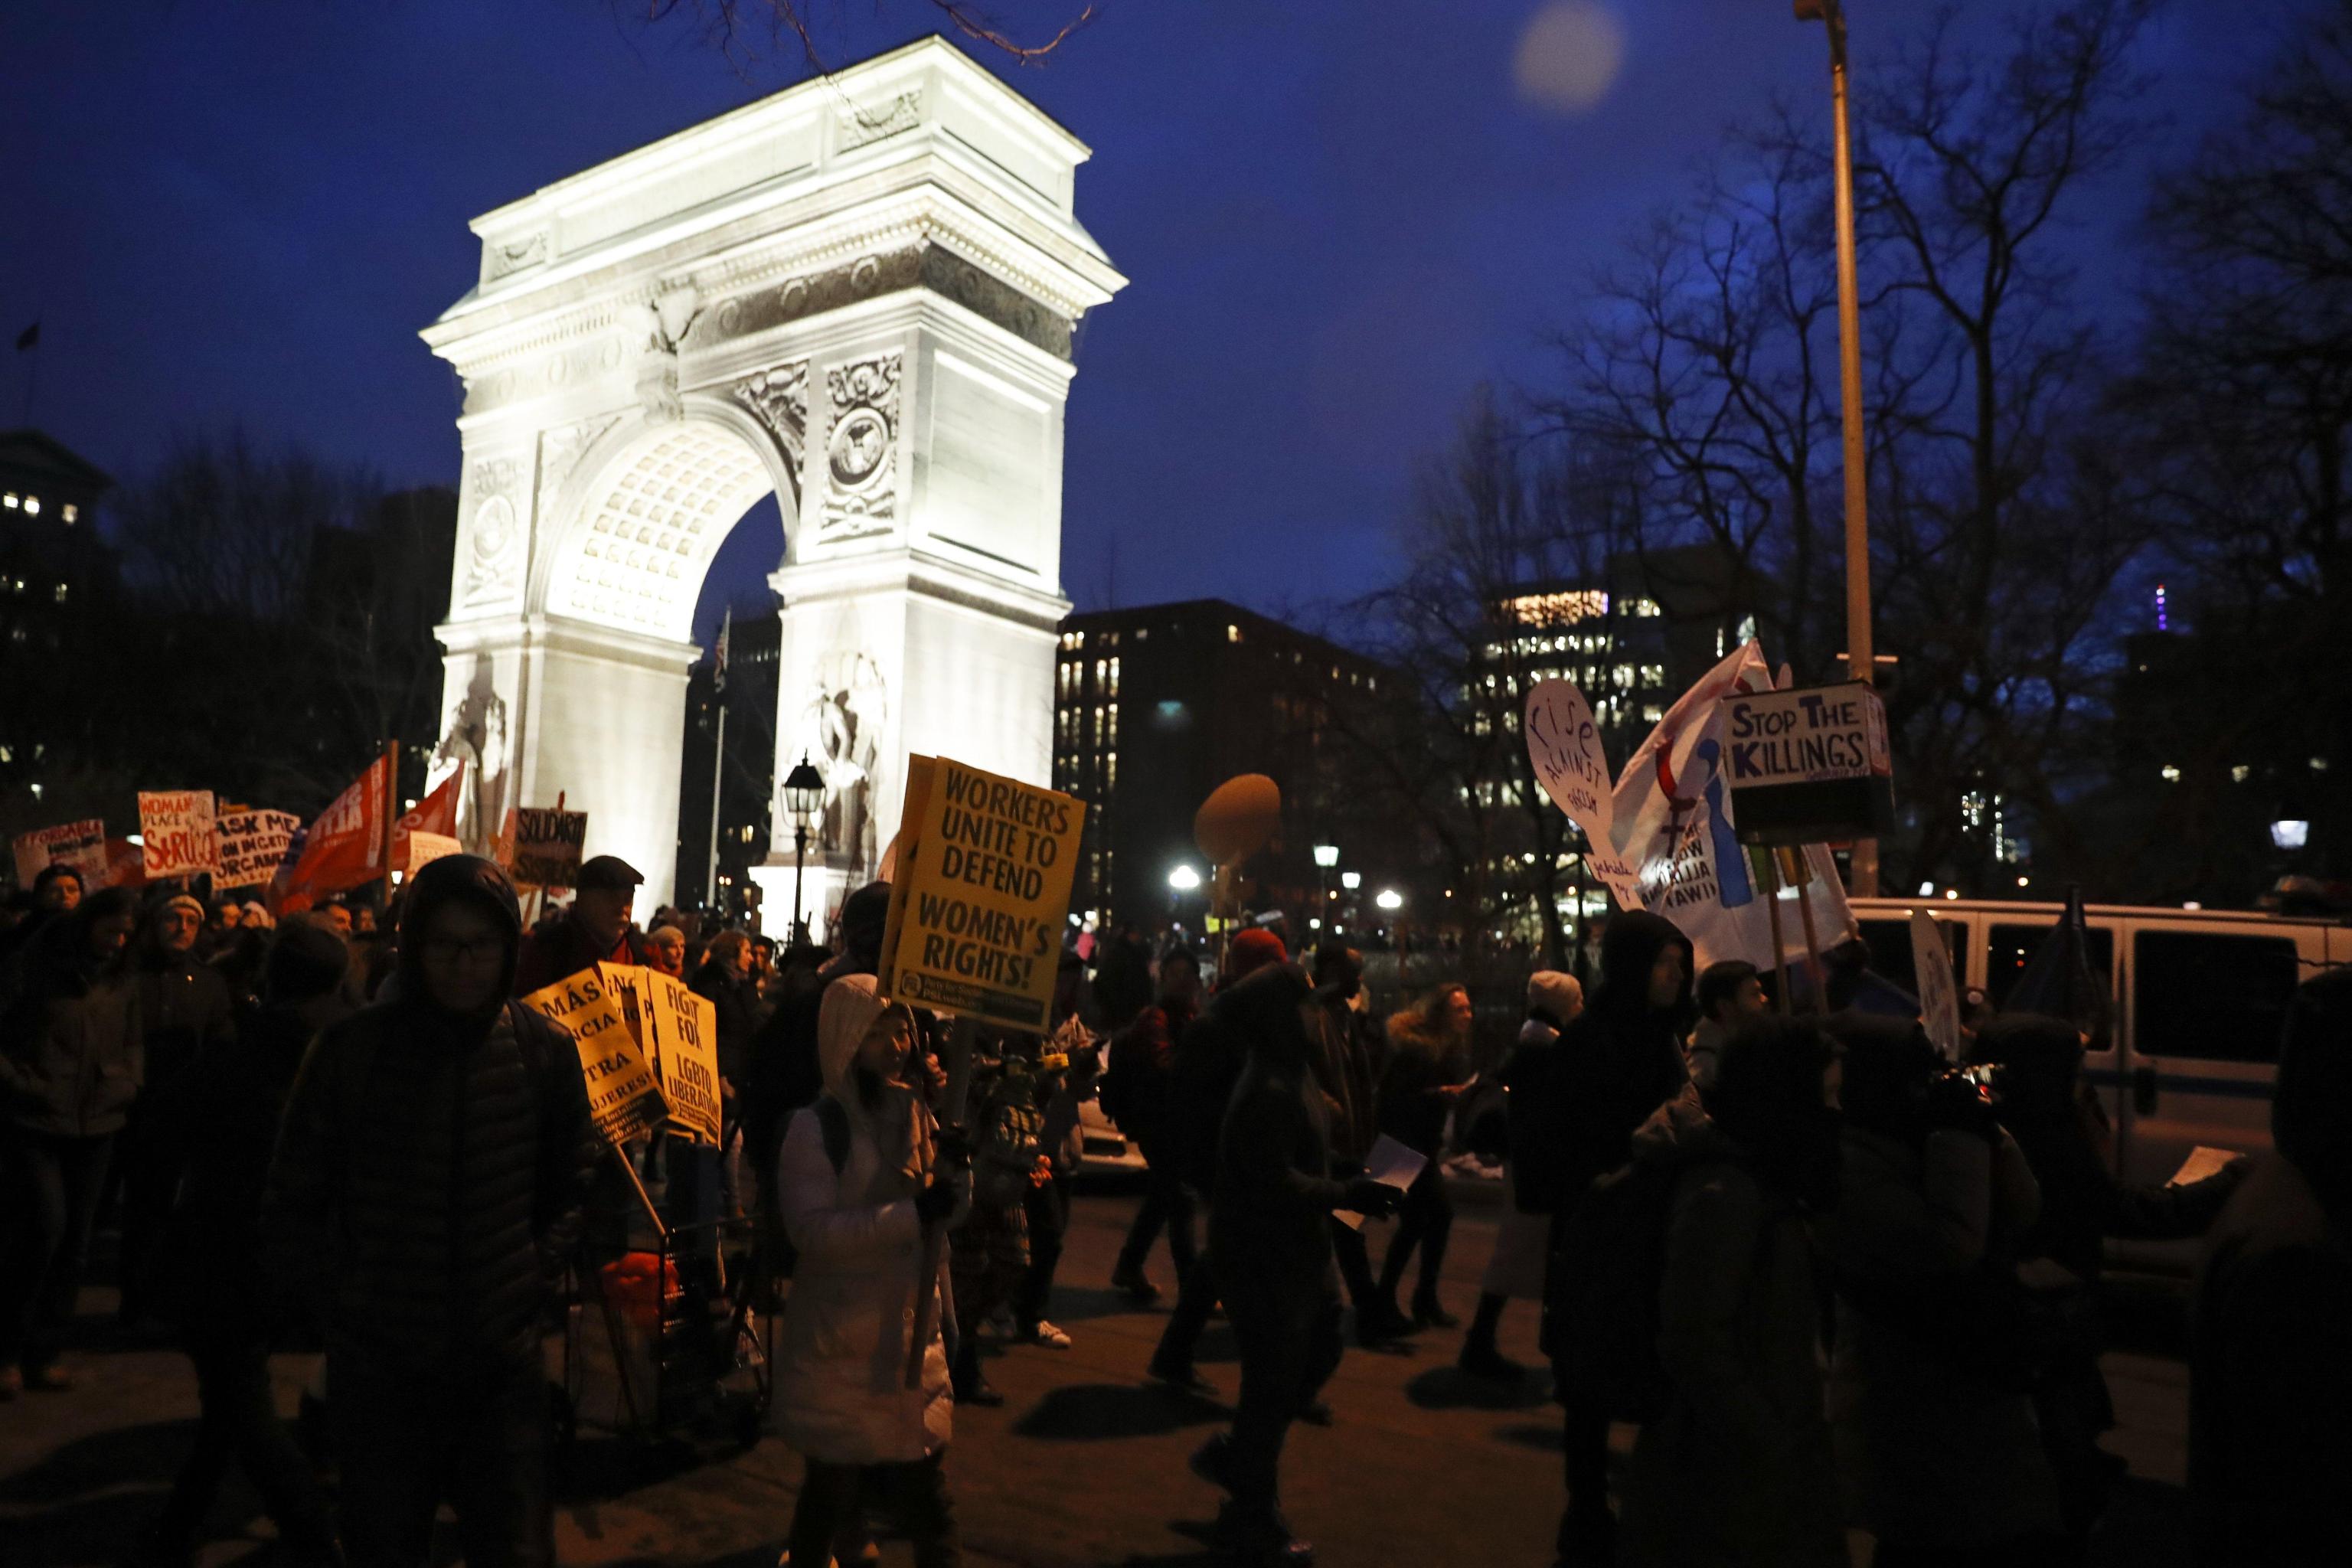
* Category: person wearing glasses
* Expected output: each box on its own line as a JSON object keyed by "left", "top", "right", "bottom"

{"left": 264, "top": 854, "right": 596, "bottom": 1568}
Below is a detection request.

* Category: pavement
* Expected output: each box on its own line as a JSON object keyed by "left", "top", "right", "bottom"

{"left": 0, "top": 1181, "right": 2197, "bottom": 1568}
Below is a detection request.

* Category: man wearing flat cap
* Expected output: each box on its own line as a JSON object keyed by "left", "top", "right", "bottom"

{"left": 511, "top": 854, "right": 652, "bottom": 996}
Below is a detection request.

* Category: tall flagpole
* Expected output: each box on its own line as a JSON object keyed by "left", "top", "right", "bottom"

{"left": 704, "top": 609, "right": 730, "bottom": 910}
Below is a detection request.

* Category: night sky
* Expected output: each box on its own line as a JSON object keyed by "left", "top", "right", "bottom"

{"left": 0, "top": 2, "right": 2316, "bottom": 651}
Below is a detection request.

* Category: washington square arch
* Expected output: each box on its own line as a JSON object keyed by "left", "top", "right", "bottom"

{"left": 420, "top": 38, "right": 1124, "bottom": 929}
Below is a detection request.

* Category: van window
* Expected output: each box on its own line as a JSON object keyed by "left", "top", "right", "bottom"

{"left": 1986, "top": 923, "right": 2113, "bottom": 1010}
{"left": 1856, "top": 917, "right": 1965, "bottom": 996}
{"left": 2132, "top": 930, "right": 2301, "bottom": 1063}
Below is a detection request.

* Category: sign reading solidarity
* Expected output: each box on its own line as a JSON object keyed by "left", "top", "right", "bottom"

{"left": 521, "top": 967, "right": 667, "bottom": 1145}
{"left": 880, "top": 756, "right": 1087, "bottom": 1031}
{"left": 138, "top": 790, "right": 223, "bottom": 880}
{"left": 511, "top": 807, "right": 588, "bottom": 890}
{"left": 643, "top": 969, "right": 723, "bottom": 1148}
{"left": 217, "top": 808, "right": 302, "bottom": 890}
{"left": 12, "top": 819, "right": 109, "bottom": 890}
{"left": 1720, "top": 681, "right": 1895, "bottom": 845}
{"left": 1524, "top": 679, "right": 1644, "bottom": 910}
{"left": 1912, "top": 910, "right": 1963, "bottom": 1062}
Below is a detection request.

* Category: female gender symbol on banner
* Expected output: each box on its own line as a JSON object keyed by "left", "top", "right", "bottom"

{"left": 1524, "top": 679, "right": 1644, "bottom": 910}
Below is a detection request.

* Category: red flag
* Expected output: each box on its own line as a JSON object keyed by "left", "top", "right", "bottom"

{"left": 392, "top": 764, "right": 464, "bottom": 864}
{"left": 276, "top": 754, "right": 393, "bottom": 911}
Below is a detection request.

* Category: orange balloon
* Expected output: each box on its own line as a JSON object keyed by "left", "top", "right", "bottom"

{"left": 1194, "top": 774, "right": 1282, "bottom": 864}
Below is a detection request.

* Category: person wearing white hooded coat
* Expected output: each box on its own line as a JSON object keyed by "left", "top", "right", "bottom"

{"left": 773, "top": 974, "right": 969, "bottom": 1567}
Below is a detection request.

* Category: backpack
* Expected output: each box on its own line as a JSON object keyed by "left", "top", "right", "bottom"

{"left": 1541, "top": 1156, "right": 1677, "bottom": 1424}
{"left": 769, "top": 1095, "right": 852, "bottom": 1280}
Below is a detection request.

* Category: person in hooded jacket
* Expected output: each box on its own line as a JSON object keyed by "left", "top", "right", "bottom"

{"left": 136, "top": 916, "right": 353, "bottom": 1567}
{"left": 1370, "top": 982, "right": 1476, "bottom": 1332}
{"left": 1811, "top": 1014, "right": 2061, "bottom": 1566}
{"left": 1186, "top": 962, "right": 1400, "bottom": 1566}
{"left": 1460, "top": 970, "right": 1581, "bottom": 1381}
{"left": 1618, "top": 1015, "right": 1847, "bottom": 1568}
{"left": 1147, "top": 928, "right": 1290, "bottom": 1396}
{"left": 1970, "top": 1013, "right": 2246, "bottom": 1546}
{"left": 1302, "top": 944, "right": 1390, "bottom": 1340}
{"left": 263, "top": 855, "right": 596, "bottom": 1568}
{"left": 1107, "top": 946, "right": 1204, "bottom": 1305}
{"left": 2190, "top": 968, "right": 2352, "bottom": 1566}
{"left": 0, "top": 887, "right": 140, "bottom": 1396}
{"left": 1511, "top": 908, "right": 1692, "bottom": 1561}
{"left": 773, "top": 973, "right": 969, "bottom": 1568}
{"left": 117, "top": 890, "right": 237, "bottom": 1326}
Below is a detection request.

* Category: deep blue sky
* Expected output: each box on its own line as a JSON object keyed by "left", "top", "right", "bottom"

{"left": 0, "top": 1, "right": 2315, "bottom": 652}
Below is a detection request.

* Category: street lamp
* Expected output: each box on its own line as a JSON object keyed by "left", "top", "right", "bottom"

{"left": 2272, "top": 820, "right": 2311, "bottom": 851}
{"left": 1168, "top": 864, "right": 1203, "bottom": 892}
{"left": 1374, "top": 888, "right": 1404, "bottom": 911}
{"left": 1340, "top": 871, "right": 1361, "bottom": 891}
{"left": 1312, "top": 844, "right": 1339, "bottom": 870}
{"left": 780, "top": 755, "right": 826, "bottom": 945}
{"left": 1797, "top": 0, "right": 1879, "bottom": 898}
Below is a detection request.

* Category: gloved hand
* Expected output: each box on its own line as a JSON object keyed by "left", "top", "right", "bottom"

{"left": 1924, "top": 1069, "right": 2001, "bottom": 1142}
{"left": 915, "top": 1176, "right": 959, "bottom": 1223}
{"left": 1342, "top": 1175, "right": 1403, "bottom": 1217}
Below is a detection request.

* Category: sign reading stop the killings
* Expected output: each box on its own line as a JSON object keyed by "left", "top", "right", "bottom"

{"left": 1720, "top": 681, "right": 1896, "bottom": 845}
{"left": 13, "top": 819, "right": 109, "bottom": 890}
{"left": 521, "top": 967, "right": 668, "bottom": 1145}
{"left": 1524, "top": 679, "right": 1644, "bottom": 910}
{"left": 880, "top": 756, "right": 1086, "bottom": 1032}
{"left": 642, "top": 969, "right": 723, "bottom": 1148}
{"left": 138, "top": 791, "right": 224, "bottom": 880}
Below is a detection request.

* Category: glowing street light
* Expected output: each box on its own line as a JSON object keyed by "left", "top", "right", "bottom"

{"left": 1312, "top": 844, "right": 1340, "bottom": 869}
{"left": 1168, "top": 865, "right": 1203, "bottom": 892}
{"left": 1340, "top": 871, "right": 1362, "bottom": 891}
{"left": 1374, "top": 888, "right": 1404, "bottom": 912}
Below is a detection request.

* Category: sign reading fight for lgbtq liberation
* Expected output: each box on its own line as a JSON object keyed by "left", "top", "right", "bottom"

{"left": 642, "top": 969, "right": 723, "bottom": 1148}
{"left": 217, "top": 808, "right": 302, "bottom": 890}
{"left": 1720, "top": 681, "right": 1895, "bottom": 846}
{"left": 880, "top": 756, "right": 1087, "bottom": 1031}
{"left": 13, "top": 819, "right": 109, "bottom": 890}
{"left": 521, "top": 967, "right": 667, "bottom": 1145}
{"left": 138, "top": 791, "right": 223, "bottom": 880}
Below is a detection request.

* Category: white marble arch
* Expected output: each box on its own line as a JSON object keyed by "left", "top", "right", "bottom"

{"left": 421, "top": 38, "right": 1123, "bottom": 915}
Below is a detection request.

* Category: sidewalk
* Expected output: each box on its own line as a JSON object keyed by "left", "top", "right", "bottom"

{"left": 0, "top": 1188, "right": 2193, "bottom": 1567}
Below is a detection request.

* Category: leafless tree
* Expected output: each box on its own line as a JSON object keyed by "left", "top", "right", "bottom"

{"left": 635, "top": 1, "right": 1098, "bottom": 71}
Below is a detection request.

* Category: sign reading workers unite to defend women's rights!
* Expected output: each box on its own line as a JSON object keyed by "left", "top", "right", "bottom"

{"left": 879, "top": 756, "right": 1086, "bottom": 1033}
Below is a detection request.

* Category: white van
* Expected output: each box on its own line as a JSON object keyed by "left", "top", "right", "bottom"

{"left": 1848, "top": 898, "right": 2350, "bottom": 1266}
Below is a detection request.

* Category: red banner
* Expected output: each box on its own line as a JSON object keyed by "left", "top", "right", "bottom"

{"left": 391, "top": 765, "right": 462, "bottom": 866}
{"left": 276, "top": 755, "right": 392, "bottom": 911}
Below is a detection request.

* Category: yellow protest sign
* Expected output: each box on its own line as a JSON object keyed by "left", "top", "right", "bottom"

{"left": 642, "top": 969, "right": 723, "bottom": 1148}
{"left": 521, "top": 967, "right": 667, "bottom": 1145}
{"left": 879, "top": 755, "right": 1086, "bottom": 1032}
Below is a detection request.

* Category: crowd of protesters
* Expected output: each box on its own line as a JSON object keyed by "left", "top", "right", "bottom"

{"left": 3, "top": 849, "right": 2350, "bottom": 1568}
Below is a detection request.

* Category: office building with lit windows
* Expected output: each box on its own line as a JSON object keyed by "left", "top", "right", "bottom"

{"left": 1, "top": 430, "right": 119, "bottom": 805}
{"left": 1053, "top": 599, "right": 1391, "bottom": 935}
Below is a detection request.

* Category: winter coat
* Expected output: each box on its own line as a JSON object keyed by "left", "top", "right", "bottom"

{"left": 1375, "top": 1006, "right": 1467, "bottom": 1155}
{"left": 2189, "top": 969, "right": 2352, "bottom": 1565}
{"left": 1102, "top": 996, "right": 1193, "bottom": 1148}
{"left": 1165, "top": 1001, "right": 1248, "bottom": 1195}
{"left": 775, "top": 973, "right": 962, "bottom": 1465}
{"left": 1209, "top": 965, "right": 1349, "bottom": 1297}
{"left": 688, "top": 959, "right": 760, "bottom": 1092}
{"left": 1619, "top": 1095, "right": 1844, "bottom": 1568}
{"left": 511, "top": 911, "right": 651, "bottom": 998}
{"left": 166, "top": 994, "right": 346, "bottom": 1341}
{"left": 1507, "top": 910, "right": 1693, "bottom": 1216}
{"left": 263, "top": 855, "right": 597, "bottom": 1374}
{"left": 132, "top": 946, "right": 234, "bottom": 1101}
{"left": 0, "top": 913, "right": 143, "bottom": 1138}
{"left": 1302, "top": 987, "right": 1380, "bottom": 1165}
{"left": 1812, "top": 1122, "right": 2062, "bottom": 1547}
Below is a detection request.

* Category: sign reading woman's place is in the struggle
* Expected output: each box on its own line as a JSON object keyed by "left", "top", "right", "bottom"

{"left": 877, "top": 755, "right": 1086, "bottom": 1033}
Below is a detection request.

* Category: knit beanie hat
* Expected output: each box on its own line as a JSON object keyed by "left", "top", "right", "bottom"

{"left": 1226, "top": 927, "right": 1288, "bottom": 985}
{"left": 1527, "top": 969, "right": 1583, "bottom": 1023}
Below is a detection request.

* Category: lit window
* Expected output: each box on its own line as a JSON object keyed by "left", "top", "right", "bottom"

{"left": 2230, "top": 765, "right": 2249, "bottom": 783}
{"left": 21, "top": 497, "right": 38, "bottom": 516}
{"left": 53, "top": 583, "right": 67, "bottom": 604}
{"left": 2, "top": 493, "right": 15, "bottom": 508}
{"left": 1642, "top": 704, "right": 1664, "bottom": 722}
{"left": 2161, "top": 765, "right": 2182, "bottom": 782}
{"left": 1109, "top": 657, "right": 1120, "bottom": 697}
{"left": 1227, "top": 624, "right": 1240, "bottom": 643}
{"left": 60, "top": 504, "right": 77, "bottom": 524}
